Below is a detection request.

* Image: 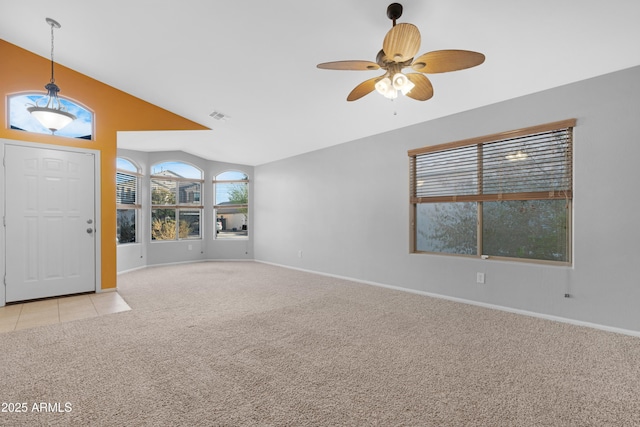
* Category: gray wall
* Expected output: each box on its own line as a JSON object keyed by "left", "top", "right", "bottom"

{"left": 253, "top": 65, "right": 640, "bottom": 333}
{"left": 116, "top": 149, "right": 253, "bottom": 272}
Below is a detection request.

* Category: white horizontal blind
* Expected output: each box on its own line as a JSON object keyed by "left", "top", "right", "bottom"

{"left": 413, "top": 145, "right": 478, "bottom": 198}
{"left": 410, "top": 120, "right": 574, "bottom": 203}
{"left": 116, "top": 171, "right": 138, "bottom": 206}
{"left": 482, "top": 128, "right": 572, "bottom": 195}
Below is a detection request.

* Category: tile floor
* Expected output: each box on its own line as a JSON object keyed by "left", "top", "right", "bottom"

{"left": 0, "top": 292, "right": 131, "bottom": 333}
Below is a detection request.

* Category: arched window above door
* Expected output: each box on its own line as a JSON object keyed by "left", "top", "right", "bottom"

{"left": 7, "top": 92, "right": 93, "bottom": 139}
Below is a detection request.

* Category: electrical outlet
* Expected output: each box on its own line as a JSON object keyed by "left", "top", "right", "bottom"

{"left": 476, "top": 272, "right": 485, "bottom": 284}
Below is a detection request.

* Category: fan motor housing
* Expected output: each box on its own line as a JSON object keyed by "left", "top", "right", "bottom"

{"left": 387, "top": 3, "right": 403, "bottom": 21}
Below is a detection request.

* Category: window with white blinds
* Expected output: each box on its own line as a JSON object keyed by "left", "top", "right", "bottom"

{"left": 116, "top": 171, "right": 138, "bottom": 206}
{"left": 116, "top": 158, "right": 141, "bottom": 244}
{"left": 409, "top": 119, "right": 575, "bottom": 263}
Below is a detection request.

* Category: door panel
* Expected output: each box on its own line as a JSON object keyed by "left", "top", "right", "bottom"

{"left": 5, "top": 145, "right": 96, "bottom": 302}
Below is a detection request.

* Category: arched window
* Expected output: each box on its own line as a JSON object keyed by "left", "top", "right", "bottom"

{"left": 8, "top": 92, "right": 93, "bottom": 139}
{"left": 214, "top": 170, "right": 249, "bottom": 239}
{"left": 151, "top": 161, "right": 203, "bottom": 241}
{"left": 116, "top": 158, "right": 141, "bottom": 244}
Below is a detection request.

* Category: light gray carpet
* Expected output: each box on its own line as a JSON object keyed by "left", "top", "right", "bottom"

{"left": 1, "top": 261, "right": 639, "bottom": 426}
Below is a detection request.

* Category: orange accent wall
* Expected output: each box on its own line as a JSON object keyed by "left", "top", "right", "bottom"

{"left": 0, "top": 39, "right": 209, "bottom": 290}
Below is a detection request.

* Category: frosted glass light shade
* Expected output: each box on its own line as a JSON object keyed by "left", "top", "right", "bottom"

{"left": 392, "top": 73, "right": 415, "bottom": 95}
{"left": 27, "top": 106, "right": 76, "bottom": 134}
{"left": 375, "top": 77, "right": 398, "bottom": 99}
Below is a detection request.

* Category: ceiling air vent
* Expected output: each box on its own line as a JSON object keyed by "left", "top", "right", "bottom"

{"left": 209, "top": 110, "right": 230, "bottom": 121}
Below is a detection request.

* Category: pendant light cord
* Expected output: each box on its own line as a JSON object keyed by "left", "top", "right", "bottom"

{"left": 49, "top": 21, "right": 56, "bottom": 84}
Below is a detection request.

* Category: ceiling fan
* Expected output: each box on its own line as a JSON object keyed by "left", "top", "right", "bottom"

{"left": 317, "top": 3, "right": 485, "bottom": 102}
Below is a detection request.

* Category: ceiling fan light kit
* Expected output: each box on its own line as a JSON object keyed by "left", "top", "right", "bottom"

{"left": 317, "top": 3, "right": 485, "bottom": 102}
{"left": 375, "top": 71, "right": 414, "bottom": 99}
{"left": 375, "top": 77, "right": 396, "bottom": 99}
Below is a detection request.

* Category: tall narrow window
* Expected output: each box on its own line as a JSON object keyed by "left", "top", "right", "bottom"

{"left": 8, "top": 92, "right": 93, "bottom": 139}
{"left": 409, "top": 119, "right": 575, "bottom": 263}
{"left": 116, "top": 158, "right": 141, "bottom": 244}
{"left": 214, "top": 171, "right": 249, "bottom": 240}
{"left": 151, "top": 162, "right": 203, "bottom": 241}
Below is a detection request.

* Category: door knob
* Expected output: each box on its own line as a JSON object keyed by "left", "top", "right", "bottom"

{"left": 86, "top": 228, "right": 94, "bottom": 234}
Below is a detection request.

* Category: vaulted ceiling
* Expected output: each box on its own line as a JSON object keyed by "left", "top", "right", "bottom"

{"left": 2, "top": 1, "right": 640, "bottom": 165}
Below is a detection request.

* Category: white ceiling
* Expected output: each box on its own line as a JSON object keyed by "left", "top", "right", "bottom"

{"left": 2, "top": 1, "right": 640, "bottom": 166}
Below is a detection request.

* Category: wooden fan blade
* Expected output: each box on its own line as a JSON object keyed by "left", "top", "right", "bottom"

{"left": 404, "top": 73, "right": 434, "bottom": 101}
{"left": 382, "top": 23, "right": 421, "bottom": 63}
{"left": 347, "top": 77, "right": 381, "bottom": 101}
{"left": 317, "top": 60, "right": 380, "bottom": 71}
{"left": 411, "top": 50, "right": 485, "bottom": 74}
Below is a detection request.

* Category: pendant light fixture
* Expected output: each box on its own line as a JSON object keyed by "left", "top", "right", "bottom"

{"left": 26, "top": 17, "right": 76, "bottom": 134}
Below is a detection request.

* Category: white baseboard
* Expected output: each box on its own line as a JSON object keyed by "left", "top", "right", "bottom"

{"left": 256, "top": 260, "right": 640, "bottom": 339}
{"left": 117, "top": 265, "right": 148, "bottom": 276}
{"left": 117, "top": 258, "right": 254, "bottom": 276}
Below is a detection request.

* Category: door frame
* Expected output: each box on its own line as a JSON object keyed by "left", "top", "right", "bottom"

{"left": 1, "top": 138, "right": 102, "bottom": 307}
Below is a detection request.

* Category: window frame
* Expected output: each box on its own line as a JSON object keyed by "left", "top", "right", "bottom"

{"left": 213, "top": 171, "right": 249, "bottom": 240}
{"left": 116, "top": 158, "right": 141, "bottom": 245}
{"left": 7, "top": 91, "right": 94, "bottom": 140}
{"left": 150, "top": 162, "right": 204, "bottom": 241}
{"left": 408, "top": 119, "right": 575, "bottom": 265}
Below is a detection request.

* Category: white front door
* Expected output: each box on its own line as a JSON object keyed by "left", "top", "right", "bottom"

{"left": 4, "top": 144, "right": 96, "bottom": 302}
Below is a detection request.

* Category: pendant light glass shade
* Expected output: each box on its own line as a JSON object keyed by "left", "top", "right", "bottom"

{"left": 27, "top": 82, "right": 76, "bottom": 133}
